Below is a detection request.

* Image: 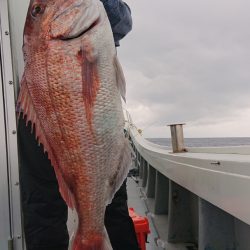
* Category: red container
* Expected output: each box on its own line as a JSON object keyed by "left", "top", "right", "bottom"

{"left": 129, "top": 208, "right": 150, "bottom": 250}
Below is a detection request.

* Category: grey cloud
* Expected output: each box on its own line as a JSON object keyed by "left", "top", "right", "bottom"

{"left": 119, "top": 0, "right": 250, "bottom": 137}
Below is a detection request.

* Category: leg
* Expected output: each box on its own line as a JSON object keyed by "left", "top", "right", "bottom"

{"left": 18, "top": 116, "right": 69, "bottom": 250}
{"left": 105, "top": 179, "right": 139, "bottom": 250}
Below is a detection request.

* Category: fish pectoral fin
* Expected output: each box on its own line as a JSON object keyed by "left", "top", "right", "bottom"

{"left": 50, "top": 0, "right": 100, "bottom": 40}
{"left": 82, "top": 35, "right": 98, "bottom": 63}
{"left": 114, "top": 56, "right": 126, "bottom": 102}
{"left": 78, "top": 43, "right": 100, "bottom": 132}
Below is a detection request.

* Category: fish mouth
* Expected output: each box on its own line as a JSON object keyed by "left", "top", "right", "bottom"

{"left": 60, "top": 18, "right": 100, "bottom": 41}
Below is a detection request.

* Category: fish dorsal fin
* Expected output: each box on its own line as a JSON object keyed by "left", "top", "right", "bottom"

{"left": 17, "top": 76, "right": 51, "bottom": 154}
{"left": 50, "top": 0, "right": 100, "bottom": 39}
{"left": 114, "top": 56, "right": 126, "bottom": 102}
{"left": 17, "top": 76, "right": 75, "bottom": 209}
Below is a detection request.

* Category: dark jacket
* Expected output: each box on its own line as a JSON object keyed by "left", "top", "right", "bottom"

{"left": 101, "top": 0, "right": 132, "bottom": 46}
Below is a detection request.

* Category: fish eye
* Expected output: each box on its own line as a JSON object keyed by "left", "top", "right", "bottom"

{"left": 31, "top": 4, "right": 44, "bottom": 18}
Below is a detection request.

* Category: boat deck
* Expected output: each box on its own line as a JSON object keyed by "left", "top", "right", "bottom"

{"left": 127, "top": 176, "right": 162, "bottom": 250}
{"left": 127, "top": 176, "right": 197, "bottom": 250}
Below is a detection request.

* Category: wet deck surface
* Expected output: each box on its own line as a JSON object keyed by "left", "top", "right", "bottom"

{"left": 127, "top": 177, "right": 197, "bottom": 250}
{"left": 127, "top": 176, "right": 162, "bottom": 250}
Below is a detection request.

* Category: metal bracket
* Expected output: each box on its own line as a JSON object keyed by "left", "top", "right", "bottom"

{"left": 210, "top": 161, "right": 221, "bottom": 166}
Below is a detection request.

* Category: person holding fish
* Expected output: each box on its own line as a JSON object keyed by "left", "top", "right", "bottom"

{"left": 18, "top": 0, "right": 139, "bottom": 250}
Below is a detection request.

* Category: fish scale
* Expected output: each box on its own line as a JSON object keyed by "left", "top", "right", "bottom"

{"left": 17, "top": 0, "right": 131, "bottom": 249}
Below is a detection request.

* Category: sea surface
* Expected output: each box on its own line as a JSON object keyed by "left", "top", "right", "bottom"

{"left": 146, "top": 137, "right": 250, "bottom": 148}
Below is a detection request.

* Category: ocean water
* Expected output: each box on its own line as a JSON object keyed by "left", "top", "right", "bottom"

{"left": 146, "top": 137, "right": 250, "bottom": 148}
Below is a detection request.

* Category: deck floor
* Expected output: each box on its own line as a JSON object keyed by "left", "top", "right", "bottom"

{"left": 127, "top": 177, "right": 196, "bottom": 250}
{"left": 127, "top": 177, "right": 162, "bottom": 250}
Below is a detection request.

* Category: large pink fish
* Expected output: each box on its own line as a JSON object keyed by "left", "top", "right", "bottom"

{"left": 17, "top": 0, "right": 132, "bottom": 249}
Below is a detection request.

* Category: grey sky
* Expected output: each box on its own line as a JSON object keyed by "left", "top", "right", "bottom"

{"left": 118, "top": 0, "right": 250, "bottom": 138}
{"left": 9, "top": 0, "right": 250, "bottom": 138}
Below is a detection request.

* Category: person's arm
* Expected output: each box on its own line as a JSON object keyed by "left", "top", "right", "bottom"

{"left": 100, "top": 0, "right": 132, "bottom": 46}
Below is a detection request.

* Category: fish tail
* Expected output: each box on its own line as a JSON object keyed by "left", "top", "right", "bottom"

{"left": 72, "top": 228, "right": 112, "bottom": 250}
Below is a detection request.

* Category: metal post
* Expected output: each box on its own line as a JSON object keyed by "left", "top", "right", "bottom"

{"left": 168, "top": 123, "right": 186, "bottom": 153}
{"left": 168, "top": 181, "right": 198, "bottom": 243}
{"left": 142, "top": 162, "right": 148, "bottom": 188}
{"left": 199, "top": 198, "right": 236, "bottom": 250}
{"left": 154, "top": 171, "right": 169, "bottom": 215}
{"left": 145, "top": 165, "right": 156, "bottom": 198}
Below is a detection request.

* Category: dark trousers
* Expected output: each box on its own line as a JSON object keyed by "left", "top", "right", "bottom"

{"left": 18, "top": 117, "right": 139, "bottom": 250}
{"left": 105, "top": 181, "right": 139, "bottom": 250}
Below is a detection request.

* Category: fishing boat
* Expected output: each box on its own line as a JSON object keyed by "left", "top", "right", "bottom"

{"left": 1, "top": 0, "right": 250, "bottom": 249}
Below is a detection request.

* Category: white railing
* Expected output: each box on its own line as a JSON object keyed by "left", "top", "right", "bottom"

{"left": 126, "top": 111, "right": 250, "bottom": 226}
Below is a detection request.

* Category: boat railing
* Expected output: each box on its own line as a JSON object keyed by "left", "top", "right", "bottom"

{"left": 126, "top": 111, "right": 250, "bottom": 249}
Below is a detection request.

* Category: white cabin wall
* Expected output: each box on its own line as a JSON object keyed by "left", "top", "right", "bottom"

{"left": 8, "top": 0, "right": 29, "bottom": 90}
